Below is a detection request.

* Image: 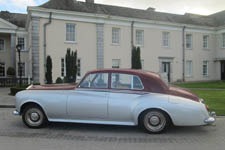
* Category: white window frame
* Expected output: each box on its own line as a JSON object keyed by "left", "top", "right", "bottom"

{"left": 0, "top": 62, "right": 6, "bottom": 77}
{"left": 162, "top": 32, "right": 170, "bottom": 48}
{"left": 17, "top": 37, "right": 26, "bottom": 51}
{"left": 222, "top": 33, "right": 225, "bottom": 48}
{"left": 136, "top": 30, "right": 144, "bottom": 46}
{"left": 77, "top": 58, "right": 81, "bottom": 78}
{"left": 203, "top": 35, "right": 209, "bottom": 49}
{"left": 141, "top": 59, "right": 144, "bottom": 69}
{"left": 112, "top": 27, "right": 120, "bottom": 45}
{"left": 0, "top": 39, "right": 5, "bottom": 51}
{"left": 66, "top": 23, "right": 76, "bottom": 42}
{"left": 203, "top": 61, "right": 209, "bottom": 77}
{"left": 112, "top": 59, "right": 120, "bottom": 68}
{"left": 185, "top": 60, "right": 192, "bottom": 77}
{"left": 186, "top": 34, "right": 193, "bottom": 49}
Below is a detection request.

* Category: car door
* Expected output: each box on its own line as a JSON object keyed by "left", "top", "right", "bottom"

{"left": 67, "top": 73, "right": 109, "bottom": 120}
{"left": 108, "top": 73, "right": 145, "bottom": 123}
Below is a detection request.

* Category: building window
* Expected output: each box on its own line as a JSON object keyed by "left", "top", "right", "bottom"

{"left": 112, "top": 59, "right": 120, "bottom": 68}
{"left": 141, "top": 59, "right": 144, "bottom": 69}
{"left": 162, "top": 32, "right": 169, "bottom": 47}
{"left": 18, "top": 37, "right": 25, "bottom": 51}
{"left": 203, "top": 35, "right": 209, "bottom": 49}
{"left": 186, "top": 34, "right": 192, "bottom": 49}
{"left": 18, "top": 62, "right": 25, "bottom": 77}
{"left": 61, "top": 58, "right": 65, "bottom": 77}
{"left": 112, "top": 28, "right": 120, "bottom": 44}
{"left": 203, "top": 61, "right": 208, "bottom": 77}
{"left": 0, "top": 39, "right": 4, "bottom": 51}
{"left": 0, "top": 63, "right": 5, "bottom": 77}
{"left": 66, "top": 24, "right": 76, "bottom": 42}
{"left": 136, "top": 30, "right": 144, "bottom": 46}
{"left": 185, "top": 61, "right": 192, "bottom": 77}
{"left": 222, "top": 33, "right": 225, "bottom": 48}
{"left": 77, "top": 58, "right": 81, "bottom": 77}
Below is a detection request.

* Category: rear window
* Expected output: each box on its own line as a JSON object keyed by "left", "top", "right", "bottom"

{"left": 111, "top": 73, "right": 144, "bottom": 90}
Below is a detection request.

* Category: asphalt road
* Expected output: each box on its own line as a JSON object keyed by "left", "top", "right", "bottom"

{"left": 0, "top": 108, "right": 224, "bottom": 150}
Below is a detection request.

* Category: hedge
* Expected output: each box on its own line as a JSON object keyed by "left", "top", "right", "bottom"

{"left": 10, "top": 86, "right": 28, "bottom": 96}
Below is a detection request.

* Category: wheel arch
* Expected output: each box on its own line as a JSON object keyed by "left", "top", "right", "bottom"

{"left": 20, "top": 101, "right": 47, "bottom": 118}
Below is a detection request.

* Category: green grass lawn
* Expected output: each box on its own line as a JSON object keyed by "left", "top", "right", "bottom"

{"left": 174, "top": 81, "right": 225, "bottom": 89}
{"left": 190, "top": 89, "right": 225, "bottom": 116}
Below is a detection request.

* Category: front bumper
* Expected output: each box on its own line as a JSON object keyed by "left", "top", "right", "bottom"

{"left": 204, "top": 112, "right": 216, "bottom": 124}
{"left": 13, "top": 110, "right": 19, "bottom": 115}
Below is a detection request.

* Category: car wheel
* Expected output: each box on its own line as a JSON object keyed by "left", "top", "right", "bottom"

{"left": 22, "top": 105, "right": 47, "bottom": 128}
{"left": 139, "top": 109, "right": 170, "bottom": 134}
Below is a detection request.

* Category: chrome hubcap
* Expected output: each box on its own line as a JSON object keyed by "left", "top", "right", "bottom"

{"left": 149, "top": 116, "right": 160, "bottom": 126}
{"left": 30, "top": 112, "right": 40, "bottom": 122}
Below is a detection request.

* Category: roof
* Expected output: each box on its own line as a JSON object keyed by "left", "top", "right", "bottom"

{"left": 39, "top": 0, "right": 221, "bottom": 27}
{"left": 209, "top": 10, "right": 225, "bottom": 27}
{"left": 86, "top": 68, "right": 161, "bottom": 79}
{"left": 0, "top": 11, "right": 27, "bottom": 28}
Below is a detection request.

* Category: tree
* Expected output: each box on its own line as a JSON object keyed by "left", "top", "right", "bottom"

{"left": 131, "top": 46, "right": 142, "bottom": 69}
{"left": 65, "top": 48, "right": 77, "bottom": 83}
{"left": 45, "top": 55, "right": 53, "bottom": 84}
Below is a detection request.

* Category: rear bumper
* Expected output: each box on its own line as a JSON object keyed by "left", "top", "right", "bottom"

{"left": 204, "top": 112, "right": 216, "bottom": 124}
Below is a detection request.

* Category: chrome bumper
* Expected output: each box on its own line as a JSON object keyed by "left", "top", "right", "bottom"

{"left": 13, "top": 110, "right": 19, "bottom": 115}
{"left": 204, "top": 111, "right": 216, "bottom": 124}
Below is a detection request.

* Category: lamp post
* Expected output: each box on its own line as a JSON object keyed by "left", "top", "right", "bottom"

{"left": 16, "top": 44, "right": 22, "bottom": 87}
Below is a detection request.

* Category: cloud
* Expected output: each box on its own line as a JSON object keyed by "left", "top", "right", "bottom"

{"left": 11, "top": 0, "right": 37, "bottom": 8}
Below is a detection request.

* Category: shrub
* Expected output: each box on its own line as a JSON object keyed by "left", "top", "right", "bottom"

{"left": 7, "top": 67, "right": 15, "bottom": 76}
{"left": 131, "top": 46, "right": 142, "bottom": 69}
{"left": 55, "top": 77, "right": 63, "bottom": 84}
{"left": 10, "top": 85, "right": 28, "bottom": 96}
{"left": 45, "top": 55, "right": 53, "bottom": 84}
{"left": 65, "top": 48, "right": 77, "bottom": 83}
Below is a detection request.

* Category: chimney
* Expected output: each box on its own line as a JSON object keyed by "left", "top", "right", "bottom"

{"left": 86, "top": 0, "right": 94, "bottom": 3}
{"left": 146, "top": 7, "right": 155, "bottom": 11}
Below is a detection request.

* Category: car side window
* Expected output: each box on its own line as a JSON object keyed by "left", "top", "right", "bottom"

{"left": 79, "top": 73, "right": 108, "bottom": 89}
{"left": 111, "top": 73, "right": 144, "bottom": 90}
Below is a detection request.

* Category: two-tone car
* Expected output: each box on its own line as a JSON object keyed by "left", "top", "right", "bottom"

{"left": 13, "top": 69, "right": 216, "bottom": 133}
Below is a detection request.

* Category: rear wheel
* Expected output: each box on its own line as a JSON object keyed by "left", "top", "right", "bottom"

{"left": 139, "top": 109, "right": 170, "bottom": 134}
{"left": 22, "top": 105, "right": 47, "bottom": 128}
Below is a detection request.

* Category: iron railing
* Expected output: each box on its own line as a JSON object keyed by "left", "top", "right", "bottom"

{"left": 0, "top": 78, "right": 31, "bottom": 87}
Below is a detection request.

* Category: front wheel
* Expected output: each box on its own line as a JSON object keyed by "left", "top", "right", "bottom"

{"left": 22, "top": 105, "right": 47, "bottom": 128}
{"left": 139, "top": 109, "right": 170, "bottom": 134}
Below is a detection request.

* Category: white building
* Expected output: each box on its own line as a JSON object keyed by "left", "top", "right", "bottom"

{"left": 1, "top": 0, "right": 225, "bottom": 84}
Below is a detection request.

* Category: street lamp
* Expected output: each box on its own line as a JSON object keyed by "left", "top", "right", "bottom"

{"left": 16, "top": 44, "right": 22, "bottom": 87}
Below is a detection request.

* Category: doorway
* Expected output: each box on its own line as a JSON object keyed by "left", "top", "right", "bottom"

{"left": 221, "top": 61, "right": 225, "bottom": 80}
{"left": 162, "top": 62, "right": 171, "bottom": 82}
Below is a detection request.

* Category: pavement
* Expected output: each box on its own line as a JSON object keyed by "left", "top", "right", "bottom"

{"left": 0, "top": 88, "right": 15, "bottom": 108}
{"left": 0, "top": 108, "right": 224, "bottom": 150}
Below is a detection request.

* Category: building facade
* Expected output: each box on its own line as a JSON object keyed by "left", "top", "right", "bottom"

{"left": 1, "top": 0, "right": 225, "bottom": 84}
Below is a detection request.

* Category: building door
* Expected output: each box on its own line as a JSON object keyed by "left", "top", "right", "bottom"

{"left": 162, "top": 62, "right": 171, "bottom": 82}
{"left": 221, "top": 61, "right": 225, "bottom": 80}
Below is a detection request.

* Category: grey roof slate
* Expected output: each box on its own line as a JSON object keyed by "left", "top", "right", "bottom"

{"left": 39, "top": 0, "right": 220, "bottom": 27}
{"left": 0, "top": 11, "right": 27, "bottom": 28}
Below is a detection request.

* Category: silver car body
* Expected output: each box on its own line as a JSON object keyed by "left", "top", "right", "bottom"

{"left": 15, "top": 87, "right": 213, "bottom": 126}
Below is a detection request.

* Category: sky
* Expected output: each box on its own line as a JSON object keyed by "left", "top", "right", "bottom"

{"left": 0, "top": 0, "right": 225, "bottom": 15}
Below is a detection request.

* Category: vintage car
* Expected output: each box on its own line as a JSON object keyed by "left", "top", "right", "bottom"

{"left": 13, "top": 69, "right": 216, "bottom": 133}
